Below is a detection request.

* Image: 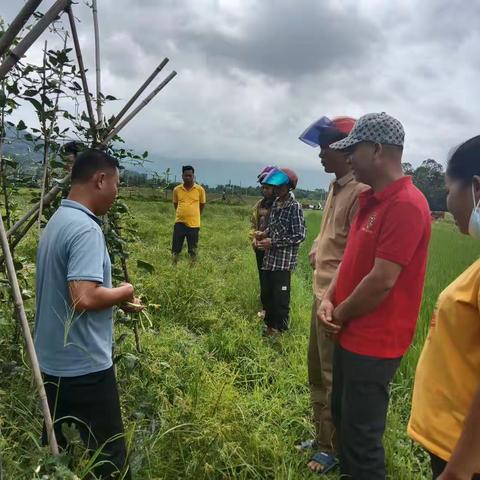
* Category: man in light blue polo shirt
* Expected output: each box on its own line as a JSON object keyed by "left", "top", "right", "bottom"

{"left": 35, "top": 149, "right": 142, "bottom": 479}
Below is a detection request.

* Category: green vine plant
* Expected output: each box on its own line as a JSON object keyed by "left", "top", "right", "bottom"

{"left": 0, "top": 8, "right": 165, "bottom": 368}
{"left": 0, "top": 4, "right": 177, "bottom": 473}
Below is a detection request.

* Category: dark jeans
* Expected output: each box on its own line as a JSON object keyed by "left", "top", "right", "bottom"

{"left": 430, "top": 452, "right": 480, "bottom": 479}
{"left": 42, "top": 366, "right": 131, "bottom": 479}
{"left": 171, "top": 222, "right": 199, "bottom": 257}
{"left": 332, "top": 345, "right": 401, "bottom": 480}
{"left": 262, "top": 270, "right": 291, "bottom": 331}
{"left": 255, "top": 249, "right": 267, "bottom": 309}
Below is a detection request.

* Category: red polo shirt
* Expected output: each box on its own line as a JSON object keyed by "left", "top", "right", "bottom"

{"left": 334, "top": 176, "right": 431, "bottom": 358}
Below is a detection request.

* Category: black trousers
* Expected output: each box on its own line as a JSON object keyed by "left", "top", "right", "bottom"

{"left": 430, "top": 452, "right": 480, "bottom": 479}
{"left": 332, "top": 345, "right": 401, "bottom": 480}
{"left": 255, "top": 249, "right": 267, "bottom": 309}
{"left": 171, "top": 222, "right": 199, "bottom": 256}
{"left": 42, "top": 366, "right": 131, "bottom": 479}
{"left": 262, "top": 270, "right": 291, "bottom": 331}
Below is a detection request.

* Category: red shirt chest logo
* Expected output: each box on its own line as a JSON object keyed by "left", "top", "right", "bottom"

{"left": 361, "top": 212, "right": 378, "bottom": 233}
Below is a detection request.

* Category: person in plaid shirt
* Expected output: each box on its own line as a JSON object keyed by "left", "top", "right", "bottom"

{"left": 255, "top": 167, "right": 306, "bottom": 336}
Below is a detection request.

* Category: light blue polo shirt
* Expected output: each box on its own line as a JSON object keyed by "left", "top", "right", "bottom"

{"left": 34, "top": 199, "right": 113, "bottom": 377}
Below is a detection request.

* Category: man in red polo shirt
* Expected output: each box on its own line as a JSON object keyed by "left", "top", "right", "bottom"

{"left": 319, "top": 112, "right": 431, "bottom": 479}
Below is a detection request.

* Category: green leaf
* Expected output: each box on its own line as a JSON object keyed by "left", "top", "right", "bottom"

{"left": 26, "top": 97, "right": 43, "bottom": 113}
{"left": 4, "top": 158, "right": 18, "bottom": 168}
{"left": 105, "top": 95, "right": 117, "bottom": 101}
{"left": 137, "top": 260, "right": 155, "bottom": 274}
{"left": 16, "top": 120, "right": 27, "bottom": 131}
{"left": 50, "top": 160, "right": 66, "bottom": 169}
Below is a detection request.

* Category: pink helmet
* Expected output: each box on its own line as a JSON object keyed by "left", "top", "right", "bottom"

{"left": 257, "top": 165, "right": 277, "bottom": 183}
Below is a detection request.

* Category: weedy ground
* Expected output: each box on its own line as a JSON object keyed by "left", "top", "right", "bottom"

{"left": 0, "top": 197, "right": 478, "bottom": 479}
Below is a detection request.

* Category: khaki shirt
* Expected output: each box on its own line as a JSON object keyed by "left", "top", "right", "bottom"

{"left": 311, "top": 172, "right": 369, "bottom": 300}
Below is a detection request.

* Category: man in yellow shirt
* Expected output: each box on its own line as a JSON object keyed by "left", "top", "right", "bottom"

{"left": 172, "top": 166, "right": 206, "bottom": 263}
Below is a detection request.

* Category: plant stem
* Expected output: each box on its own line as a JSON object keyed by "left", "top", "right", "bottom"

{"left": 38, "top": 40, "right": 49, "bottom": 235}
{"left": 0, "top": 71, "right": 11, "bottom": 230}
{"left": 67, "top": 6, "right": 97, "bottom": 142}
{"left": 92, "top": 0, "right": 103, "bottom": 128}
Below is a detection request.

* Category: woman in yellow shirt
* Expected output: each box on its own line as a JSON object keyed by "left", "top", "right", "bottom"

{"left": 408, "top": 135, "right": 480, "bottom": 479}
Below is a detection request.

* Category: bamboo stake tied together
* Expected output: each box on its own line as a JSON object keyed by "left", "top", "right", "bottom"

{"left": 0, "top": 0, "right": 44, "bottom": 58}
{"left": 0, "top": 0, "right": 72, "bottom": 81}
{"left": 0, "top": 0, "right": 178, "bottom": 463}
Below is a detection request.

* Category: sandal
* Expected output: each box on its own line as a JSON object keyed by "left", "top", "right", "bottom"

{"left": 308, "top": 451, "right": 338, "bottom": 474}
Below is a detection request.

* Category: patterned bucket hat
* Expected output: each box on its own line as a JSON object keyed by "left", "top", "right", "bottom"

{"left": 330, "top": 112, "right": 405, "bottom": 150}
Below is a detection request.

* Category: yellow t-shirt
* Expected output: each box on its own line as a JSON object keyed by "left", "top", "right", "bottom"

{"left": 173, "top": 183, "right": 206, "bottom": 228}
{"left": 408, "top": 259, "right": 480, "bottom": 461}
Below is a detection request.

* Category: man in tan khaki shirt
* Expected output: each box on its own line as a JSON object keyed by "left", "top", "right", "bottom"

{"left": 298, "top": 116, "right": 368, "bottom": 474}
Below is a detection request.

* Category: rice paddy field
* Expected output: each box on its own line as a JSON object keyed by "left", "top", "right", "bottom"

{"left": 0, "top": 195, "right": 478, "bottom": 479}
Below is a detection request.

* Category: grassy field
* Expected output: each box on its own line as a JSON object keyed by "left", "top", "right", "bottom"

{"left": 0, "top": 197, "right": 479, "bottom": 479}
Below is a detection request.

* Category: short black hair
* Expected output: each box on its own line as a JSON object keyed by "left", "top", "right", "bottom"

{"left": 320, "top": 130, "right": 348, "bottom": 148}
{"left": 63, "top": 141, "right": 84, "bottom": 155}
{"left": 182, "top": 165, "right": 194, "bottom": 174}
{"left": 71, "top": 149, "right": 120, "bottom": 184}
{"left": 446, "top": 135, "right": 480, "bottom": 184}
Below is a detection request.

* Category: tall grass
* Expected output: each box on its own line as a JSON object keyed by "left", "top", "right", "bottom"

{"left": 0, "top": 199, "right": 478, "bottom": 479}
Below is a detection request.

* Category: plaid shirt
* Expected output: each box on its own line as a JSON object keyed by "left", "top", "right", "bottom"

{"left": 263, "top": 193, "right": 306, "bottom": 271}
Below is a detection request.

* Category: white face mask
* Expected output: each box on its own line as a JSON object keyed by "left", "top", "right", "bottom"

{"left": 468, "top": 183, "right": 480, "bottom": 238}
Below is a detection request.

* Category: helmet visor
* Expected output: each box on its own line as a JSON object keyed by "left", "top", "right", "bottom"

{"left": 299, "top": 116, "right": 333, "bottom": 147}
{"left": 262, "top": 168, "right": 290, "bottom": 186}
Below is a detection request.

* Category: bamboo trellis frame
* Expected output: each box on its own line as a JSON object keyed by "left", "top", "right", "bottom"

{"left": 0, "top": 0, "right": 72, "bottom": 81}
{"left": 0, "top": 0, "right": 44, "bottom": 58}
{"left": 0, "top": 1, "right": 177, "bottom": 458}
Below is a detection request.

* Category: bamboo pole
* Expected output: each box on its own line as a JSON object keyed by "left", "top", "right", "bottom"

{"left": 92, "top": 0, "right": 103, "bottom": 127}
{"left": 105, "top": 58, "right": 169, "bottom": 135}
{"left": 0, "top": 0, "right": 44, "bottom": 58}
{"left": 102, "top": 71, "right": 177, "bottom": 145}
{"left": 0, "top": 212, "right": 38, "bottom": 267}
{"left": 0, "top": 214, "right": 58, "bottom": 455}
{"left": 66, "top": 7, "right": 97, "bottom": 140}
{"left": 11, "top": 213, "right": 37, "bottom": 251}
{"left": 0, "top": 0, "right": 71, "bottom": 81}
{"left": 7, "top": 175, "right": 70, "bottom": 240}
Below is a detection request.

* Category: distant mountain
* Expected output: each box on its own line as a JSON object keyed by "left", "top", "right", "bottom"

{"left": 2, "top": 125, "right": 332, "bottom": 190}
{"left": 2, "top": 124, "right": 42, "bottom": 168}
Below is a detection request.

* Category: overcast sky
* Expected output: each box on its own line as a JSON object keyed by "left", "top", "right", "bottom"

{"left": 3, "top": 0, "right": 480, "bottom": 188}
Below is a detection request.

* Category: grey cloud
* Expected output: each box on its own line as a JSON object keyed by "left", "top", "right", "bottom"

{"left": 2, "top": 0, "right": 480, "bottom": 189}
{"left": 173, "top": 1, "right": 381, "bottom": 79}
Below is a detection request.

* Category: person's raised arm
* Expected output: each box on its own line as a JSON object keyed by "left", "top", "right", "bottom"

{"left": 69, "top": 281, "right": 133, "bottom": 311}
{"left": 67, "top": 228, "right": 142, "bottom": 313}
